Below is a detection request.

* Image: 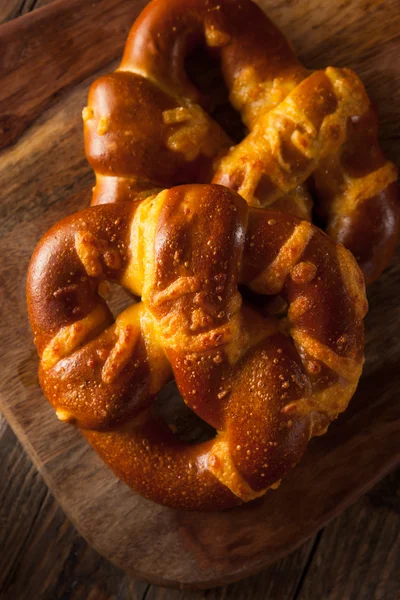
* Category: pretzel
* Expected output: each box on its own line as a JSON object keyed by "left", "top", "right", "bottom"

{"left": 27, "top": 184, "right": 367, "bottom": 510}
{"left": 82, "top": 0, "right": 399, "bottom": 284}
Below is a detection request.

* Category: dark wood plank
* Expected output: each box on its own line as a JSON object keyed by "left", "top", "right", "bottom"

{"left": 0, "top": 0, "right": 400, "bottom": 590}
{"left": 0, "top": 0, "right": 148, "bottom": 151}
{"left": 0, "top": 0, "right": 54, "bottom": 25}
{"left": 0, "top": 414, "right": 149, "bottom": 600}
{"left": 0, "top": 0, "right": 25, "bottom": 23}
{"left": 0, "top": 412, "right": 316, "bottom": 600}
{"left": 297, "top": 469, "right": 400, "bottom": 600}
{"left": 0, "top": 61, "right": 109, "bottom": 239}
{"left": 0, "top": 0, "right": 28, "bottom": 23}
{"left": 144, "top": 541, "right": 316, "bottom": 600}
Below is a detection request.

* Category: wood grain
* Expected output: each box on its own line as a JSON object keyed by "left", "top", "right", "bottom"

{"left": 0, "top": 0, "right": 53, "bottom": 25}
{"left": 0, "top": 413, "right": 316, "bottom": 600}
{"left": 0, "top": 0, "right": 148, "bottom": 151}
{"left": 0, "top": 414, "right": 149, "bottom": 600}
{"left": 297, "top": 469, "right": 400, "bottom": 600}
{"left": 1, "top": 414, "right": 399, "bottom": 599}
{"left": 0, "top": 0, "right": 399, "bottom": 590}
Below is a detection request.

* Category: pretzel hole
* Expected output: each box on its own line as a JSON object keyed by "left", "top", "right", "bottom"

{"left": 311, "top": 207, "right": 327, "bottom": 232}
{"left": 239, "top": 285, "right": 289, "bottom": 318}
{"left": 306, "top": 176, "right": 328, "bottom": 229}
{"left": 98, "top": 281, "right": 138, "bottom": 318}
{"left": 155, "top": 381, "right": 216, "bottom": 443}
{"left": 185, "top": 43, "right": 246, "bottom": 143}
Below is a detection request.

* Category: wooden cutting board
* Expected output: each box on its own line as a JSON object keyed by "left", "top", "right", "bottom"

{"left": 0, "top": 0, "right": 399, "bottom": 590}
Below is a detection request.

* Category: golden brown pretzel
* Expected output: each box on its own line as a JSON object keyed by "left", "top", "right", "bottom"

{"left": 27, "top": 184, "right": 367, "bottom": 510}
{"left": 82, "top": 0, "right": 399, "bottom": 283}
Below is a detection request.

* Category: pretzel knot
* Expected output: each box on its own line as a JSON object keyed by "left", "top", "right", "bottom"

{"left": 82, "top": 0, "right": 399, "bottom": 284}
{"left": 27, "top": 184, "right": 367, "bottom": 510}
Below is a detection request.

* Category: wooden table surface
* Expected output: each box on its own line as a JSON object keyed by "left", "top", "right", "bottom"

{"left": 0, "top": 2, "right": 399, "bottom": 599}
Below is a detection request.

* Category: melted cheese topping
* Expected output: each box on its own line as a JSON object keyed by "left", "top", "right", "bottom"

{"left": 291, "top": 329, "right": 363, "bottom": 381}
{"left": 200, "top": 437, "right": 268, "bottom": 501}
{"left": 101, "top": 306, "right": 142, "bottom": 384}
{"left": 251, "top": 221, "right": 314, "bottom": 294}
{"left": 42, "top": 304, "right": 107, "bottom": 371}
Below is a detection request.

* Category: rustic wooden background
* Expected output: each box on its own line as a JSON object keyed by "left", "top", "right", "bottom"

{"left": 0, "top": 1, "right": 399, "bottom": 599}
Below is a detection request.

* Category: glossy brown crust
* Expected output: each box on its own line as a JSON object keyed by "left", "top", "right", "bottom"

{"left": 83, "top": 0, "right": 399, "bottom": 283}
{"left": 27, "top": 184, "right": 367, "bottom": 510}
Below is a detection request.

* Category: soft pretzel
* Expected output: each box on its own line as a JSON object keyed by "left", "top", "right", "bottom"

{"left": 27, "top": 184, "right": 367, "bottom": 510}
{"left": 82, "top": 0, "right": 399, "bottom": 283}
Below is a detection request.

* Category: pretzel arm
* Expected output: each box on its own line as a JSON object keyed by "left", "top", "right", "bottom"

{"left": 313, "top": 108, "right": 400, "bottom": 283}
{"left": 135, "top": 185, "right": 246, "bottom": 429}
{"left": 27, "top": 203, "right": 171, "bottom": 428}
{"left": 235, "top": 209, "right": 366, "bottom": 487}
{"left": 84, "top": 414, "right": 242, "bottom": 510}
{"left": 213, "top": 69, "right": 368, "bottom": 202}
{"left": 84, "top": 71, "right": 231, "bottom": 206}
